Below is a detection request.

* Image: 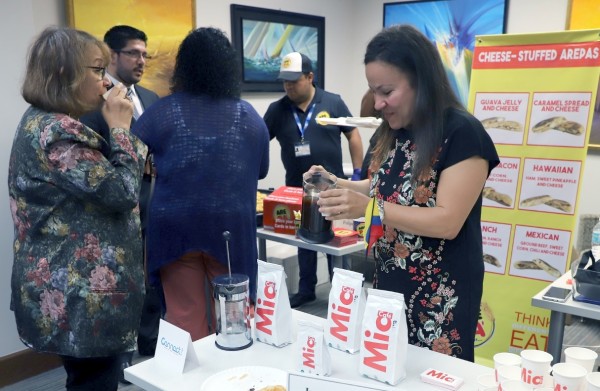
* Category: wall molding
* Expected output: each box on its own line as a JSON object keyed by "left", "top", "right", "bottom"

{"left": 0, "top": 348, "right": 61, "bottom": 388}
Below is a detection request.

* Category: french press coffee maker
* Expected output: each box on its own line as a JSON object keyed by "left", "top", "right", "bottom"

{"left": 297, "top": 171, "right": 337, "bottom": 244}
{"left": 212, "top": 231, "right": 253, "bottom": 351}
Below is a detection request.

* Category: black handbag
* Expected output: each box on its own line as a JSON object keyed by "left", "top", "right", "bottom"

{"left": 572, "top": 249, "right": 600, "bottom": 301}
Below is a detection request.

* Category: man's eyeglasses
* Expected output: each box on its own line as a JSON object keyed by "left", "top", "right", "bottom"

{"left": 86, "top": 66, "right": 106, "bottom": 78}
{"left": 116, "top": 49, "right": 152, "bottom": 60}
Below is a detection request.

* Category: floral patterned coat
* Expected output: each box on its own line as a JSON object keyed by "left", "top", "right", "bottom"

{"left": 8, "top": 106, "right": 148, "bottom": 358}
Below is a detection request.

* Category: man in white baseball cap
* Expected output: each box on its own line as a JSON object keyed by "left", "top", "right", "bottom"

{"left": 264, "top": 52, "right": 364, "bottom": 308}
{"left": 277, "top": 52, "right": 313, "bottom": 81}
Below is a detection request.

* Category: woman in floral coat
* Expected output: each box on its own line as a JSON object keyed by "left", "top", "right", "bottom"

{"left": 8, "top": 27, "right": 147, "bottom": 391}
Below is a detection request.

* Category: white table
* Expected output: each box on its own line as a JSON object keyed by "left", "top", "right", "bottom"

{"left": 531, "top": 272, "right": 600, "bottom": 364}
{"left": 125, "top": 311, "right": 492, "bottom": 390}
{"left": 256, "top": 227, "right": 365, "bottom": 267}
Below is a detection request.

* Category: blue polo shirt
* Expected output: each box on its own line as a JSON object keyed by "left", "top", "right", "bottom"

{"left": 264, "top": 87, "right": 355, "bottom": 187}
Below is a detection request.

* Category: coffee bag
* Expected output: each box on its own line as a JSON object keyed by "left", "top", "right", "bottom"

{"left": 254, "top": 260, "right": 292, "bottom": 347}
{"left": 296, "top": 319, "right": 331, "bottom": 376}
{"left": 359, "top": 288, "right": 408, "bottom": 385}
{"left": 325, "top": 268, "right": 365, "bottom": 353}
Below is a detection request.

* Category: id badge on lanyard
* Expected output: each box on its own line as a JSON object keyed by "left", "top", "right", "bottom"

{"left": 294, "top": 141, "right": 311, "bottom": 157}
{"left": 293, "top": 103, "right": 315, "bottom": 157}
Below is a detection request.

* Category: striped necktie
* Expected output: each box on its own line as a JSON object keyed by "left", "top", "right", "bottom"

{"left": 127, "top": 88, "right": 141, "bottom": 120}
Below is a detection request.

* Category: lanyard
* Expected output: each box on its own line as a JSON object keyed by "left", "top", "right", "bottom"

{"left": 292, "top": 103, "right": 315, "bottom": 141}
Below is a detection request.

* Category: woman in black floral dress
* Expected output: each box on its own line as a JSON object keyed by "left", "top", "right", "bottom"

{"left": 308, "top": 25, "right": 499, "bottom": 362}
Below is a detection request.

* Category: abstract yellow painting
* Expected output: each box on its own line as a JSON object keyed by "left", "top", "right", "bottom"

{"left": 67, "top": 0, "right": 195, "bottom": 97}
{"left": 568, "top": 0, "right": 600, "bottom": 30}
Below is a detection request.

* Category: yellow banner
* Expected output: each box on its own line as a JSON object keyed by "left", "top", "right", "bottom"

{"left": 468, "top": 29, "right": 600, "bottom": 366}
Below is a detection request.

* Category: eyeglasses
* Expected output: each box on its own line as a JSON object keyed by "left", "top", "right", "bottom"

{"left": 116, "top": 49, "right": 152, "bottom": 60}
{"left": 86, "top": 66, "right": 106, "bottom": 78}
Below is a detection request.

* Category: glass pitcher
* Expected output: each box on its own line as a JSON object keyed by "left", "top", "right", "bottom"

{"left": 297, "top": 171, "right": 336, "bottom": 244}
{"left": 212, "top": 273, "right": 253, "bottom": 351}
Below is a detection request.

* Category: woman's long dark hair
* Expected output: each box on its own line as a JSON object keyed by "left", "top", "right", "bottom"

{"left": 171, "top": 27, "right": 241, "bottom": 99}
{"left": 365, "top": 25, "right": 464, "bottom": 183}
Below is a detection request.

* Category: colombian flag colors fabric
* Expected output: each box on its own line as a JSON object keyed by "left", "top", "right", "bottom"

{"left": 363, "top": 197, "right": 383, "bottom": 254}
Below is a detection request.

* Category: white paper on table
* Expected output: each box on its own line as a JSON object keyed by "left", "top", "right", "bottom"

{"left": 288, "top": 371, "right": 392, "bottom": 391}
{"left": 154, "top": 319, "right": 200, "bottom": 374}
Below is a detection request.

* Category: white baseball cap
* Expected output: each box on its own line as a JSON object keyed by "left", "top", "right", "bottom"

{"left": 278, "top": 52, "right": 313, "bottom": 81}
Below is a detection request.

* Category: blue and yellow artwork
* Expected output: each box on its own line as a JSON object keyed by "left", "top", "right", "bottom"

{"left": 384, "top": 0, "right": 507, "bottom": 105}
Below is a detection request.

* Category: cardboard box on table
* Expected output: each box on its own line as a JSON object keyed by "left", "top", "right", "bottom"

{"left": 263, "top": 186, "right": 303, "bottom": 235}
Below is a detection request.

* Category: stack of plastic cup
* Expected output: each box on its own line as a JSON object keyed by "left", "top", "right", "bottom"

{"left": 587, "top": 372, "right": 600, "bottom": 391}
{"left": 494, "top": 352, "right": 522, "bottom": 383}
{"left": 551, "top": 362, "right": 587, "bottom": 391}
{"left": 500, "top": 380, "right": 533, "bottom": 390}
{"left": 476, "top": 373, "right": 497, "bottom": 391}
{"left": 520, "top": 349, "right": 554, "bottom": 388}
{"left": 564, "top": 346, "right": 598, "bottom": 373}
{"left": 497, "top": 365, "right": 522, "bottom": 390}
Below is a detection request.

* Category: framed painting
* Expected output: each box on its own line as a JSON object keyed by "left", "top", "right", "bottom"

{"left": 230, "top": 4, "right": 325, "bottom": 92}
{"left": 66, "top": 0, "right": 195, "bottom": 97}
{"left": 567, "top": 0, "right": 600, "bottom": 150}
{"left": 567, "top": 0, "right": 600, "bottom": 30}
{"left": 384, "top": 0, "right": 508, "bottom": 105}
{"left": 589, "top": 77, "right": 600, "bottom": 150}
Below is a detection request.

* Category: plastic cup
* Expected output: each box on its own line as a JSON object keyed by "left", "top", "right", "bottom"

{"left": 520, "top": 349, "right": 553, "bottom": 387}
{"left": 587, "top": 372, "right": 600, "bottom": 391}
{"left": 564, "top": 346, "right": 598, "bottom": 373}
{"left": 552, "top": 362, "right": 587, "bottom": 391}
{"left": 494, "top": 352, "right": 522, "bottom": 382}
{"left": 500, "top": 380, "right": 533, "bottom": 391}
{"left": 477, "top": 373, "right": 497, "bottom": 390}
{"left": 498, "top": 365, "right": 522, "bottom": 390}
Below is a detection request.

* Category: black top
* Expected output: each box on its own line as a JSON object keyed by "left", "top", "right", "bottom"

{"left": 371, "top": 107, "right": 500, "bottom": 362}
{"left": 264, "top": 87, "right": 354, "bottom": 186}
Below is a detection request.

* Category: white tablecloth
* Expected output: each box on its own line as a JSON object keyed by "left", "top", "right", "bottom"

{"left": 125, "top": 310, "right": 492, "bottom": 390}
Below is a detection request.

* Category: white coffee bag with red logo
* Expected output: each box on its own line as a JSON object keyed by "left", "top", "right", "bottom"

{"left": 254, "top": 260, "right": 292, "bottom": 347}
{"left": 325, "top": 268, "right": 365, "bottom": 353}
{"left": 296, "top": 319, "right": 331, "bottom": 376}
{"left": 359, "top": 288, "right": 407, "bottom": 385}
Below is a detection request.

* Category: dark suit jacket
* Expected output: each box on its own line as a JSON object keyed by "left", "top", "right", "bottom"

{"left": 81, "top": 84, "right": 160, "bottom": 229}
{"left": 81, "top": 84, "right": 160, "bottom": 156}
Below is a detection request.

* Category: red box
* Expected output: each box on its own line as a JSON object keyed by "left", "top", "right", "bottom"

{"left": 262, "top": 186, "right": 303, "bottom": 235}
{"left": 331, "top": 228, "right": 360, "bottom": 247}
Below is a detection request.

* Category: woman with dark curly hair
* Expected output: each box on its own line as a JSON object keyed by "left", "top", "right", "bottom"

{"left": 132, "top": 27, "right": 269, "bottom": 341}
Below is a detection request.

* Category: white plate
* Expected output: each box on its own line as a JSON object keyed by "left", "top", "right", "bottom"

{"left": 200, "top": 366, "right": 287, "bottom": 391}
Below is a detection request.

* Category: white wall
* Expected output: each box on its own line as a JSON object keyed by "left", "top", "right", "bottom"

{"left": 2, "top": 0, "right": 597, "bottom": 359}
{"left": 0, "top": 0, "right": 65, "bottom": 358}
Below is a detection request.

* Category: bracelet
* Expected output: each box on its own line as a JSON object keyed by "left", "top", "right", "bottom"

{"left": 328, "top": 172, "right": 338, "bottom": 185}
{"left": 376, "top": 197, "right": 385, "bottom": 222}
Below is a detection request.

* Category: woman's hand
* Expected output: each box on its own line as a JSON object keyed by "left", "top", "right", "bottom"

{"left": 317, "top": 188, "right": 370, "bottom": 220}
{"left": 304, "top": 165, "right": 337, "bottom": 184}
{"left": 102, "top": 82, "right": 133, "bottom": 130}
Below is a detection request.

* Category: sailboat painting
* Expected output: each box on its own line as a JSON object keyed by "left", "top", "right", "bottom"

{"left": 231, "top": 5, "right": 325, "bottom": 92}
{"left": 384, "top": 0, "right": 507, "bottom": 106}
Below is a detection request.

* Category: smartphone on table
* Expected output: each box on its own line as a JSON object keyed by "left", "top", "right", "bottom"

{"left": 542, "top": 286, "right": 572, "bottom": 303}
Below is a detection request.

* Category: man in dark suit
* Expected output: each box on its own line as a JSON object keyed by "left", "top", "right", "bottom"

{"left": 80, "top": 25, "right": 160, "bottom": 384}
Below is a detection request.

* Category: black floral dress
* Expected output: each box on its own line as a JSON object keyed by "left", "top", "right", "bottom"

{"left": 371, "top": 108, "right": 499, "bottom": 362}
